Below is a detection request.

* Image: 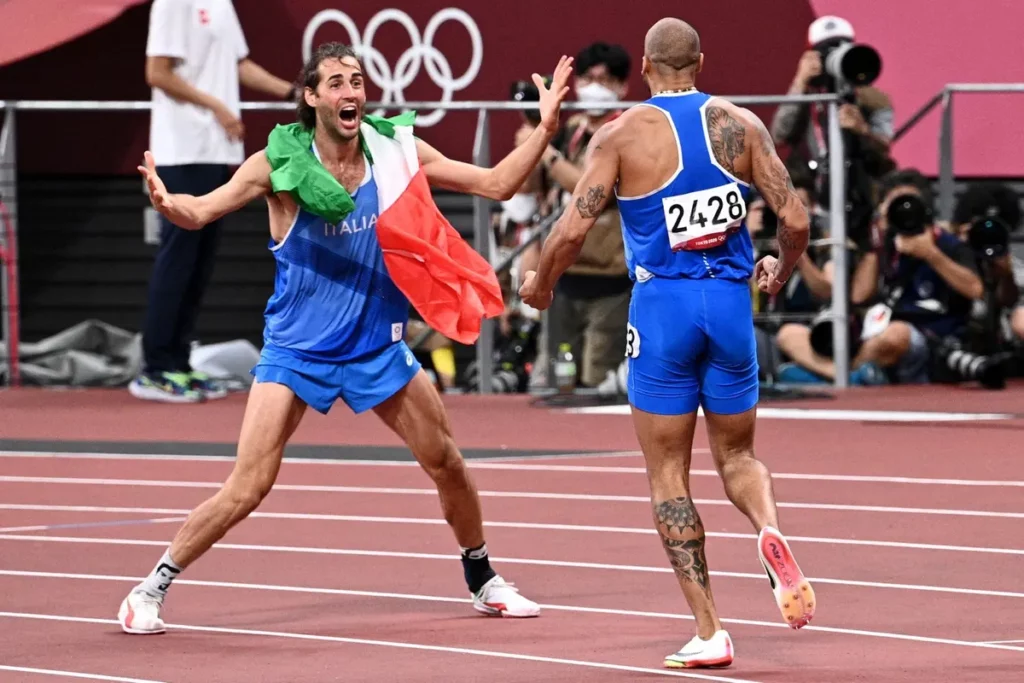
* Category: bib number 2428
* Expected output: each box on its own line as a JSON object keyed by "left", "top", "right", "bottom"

{"left": 662, "top": 182, "right": 746, "bottom": 251}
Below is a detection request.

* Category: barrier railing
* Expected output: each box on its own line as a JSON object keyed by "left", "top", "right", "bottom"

{"left": 892, "top": 83, "right": 1024, "bottom": 221}
{"left": 0, "top": 105, "right": 19, "bottom": 386}
{"left": 0, "top": 93, "right": 851, "bottom": 391}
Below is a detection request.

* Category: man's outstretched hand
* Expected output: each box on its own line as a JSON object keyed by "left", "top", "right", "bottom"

{"left": 536, "top": 55, "right": 574, "bottom": 134}
{"left": 138, "top": 151, "right": 175, "bottom": 216}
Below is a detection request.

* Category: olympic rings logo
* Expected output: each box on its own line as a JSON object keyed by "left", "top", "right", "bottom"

{"left": 301, "top": 8, "right": 483, "bottom": 127}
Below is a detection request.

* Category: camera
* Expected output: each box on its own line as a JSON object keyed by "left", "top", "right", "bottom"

{"left": 511, "top": 77, "right": 550, "bottom": 126}
{"left": 886, "top": 193, "right": 931, "bottom": 237}
{"left": 967, "top": 214, "right": 1011, "bottom": 260}
{"left": 811, "top": 38, "right": 882, "bottom": 93}
{"left": 809, "top": 308, "right": 863, "bottom": 360}
{"left": 462, "top": 315, "right": 539, "bottom": 393}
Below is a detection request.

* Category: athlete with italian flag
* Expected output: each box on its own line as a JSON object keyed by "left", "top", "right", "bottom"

{"left": 120, "top": 42, "right": 574, "bottom": 633}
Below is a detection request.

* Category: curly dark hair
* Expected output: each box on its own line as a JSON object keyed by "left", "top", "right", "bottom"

{"left": 295, "top": 42, "right": 361, "bottom": 130}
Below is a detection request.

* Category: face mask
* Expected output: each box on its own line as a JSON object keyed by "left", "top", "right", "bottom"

{"left": 501, "top": 193, "right": 539, "bottom": 224}
{"left": 576, "top": 82, "right": 620, "bottom": 116}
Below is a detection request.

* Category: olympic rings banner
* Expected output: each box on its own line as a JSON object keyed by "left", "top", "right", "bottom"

{"left": 300, "top": 8, "right": 484, "bottom": 128}
{"left": 277, "top": 0, "right": 815, "bottom": 165}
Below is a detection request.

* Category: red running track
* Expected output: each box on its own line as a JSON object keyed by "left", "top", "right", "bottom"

{"left": 1, "top": 431, "right": 1024, "bottom": 683}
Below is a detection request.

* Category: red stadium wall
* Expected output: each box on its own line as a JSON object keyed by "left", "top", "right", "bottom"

{"left": 3, "top": 1, "right": 1019, "bottom": 178}
{"left": 0, "top": 0, "right": 815, "bottom": 175}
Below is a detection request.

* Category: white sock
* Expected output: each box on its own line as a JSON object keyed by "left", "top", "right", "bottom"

{"left": 137, "top": 549, "right": 182, "bottom": 598}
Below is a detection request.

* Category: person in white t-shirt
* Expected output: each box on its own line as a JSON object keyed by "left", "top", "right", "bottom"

{"left": 131, "top": 0, "right": 295, "bottom": 403}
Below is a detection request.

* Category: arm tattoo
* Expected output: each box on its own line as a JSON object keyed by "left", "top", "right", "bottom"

{"left": 755, "top": 124, "right": 796, "bottom": 211}
{"left": 706, "top": 106, "right": 746, "bottom": 176}
{"left": 653, "top": 497, "right": 711, "bottom": 596}
{"left": 575, "top": 184, "right": 606, "bottom": 218}
{"left": 752, "top": 122, "right": 808, "bottom": 273}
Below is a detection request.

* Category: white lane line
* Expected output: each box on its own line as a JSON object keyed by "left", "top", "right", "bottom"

{"left": 2, "top": 478, "right": 1022, "bottom": 521}
{"left": 0, "top": 500, "right": 1022, "bottom": 556}
{"left": 0, "top": 516, "right": 187, "bottom": 533}
{"left": 0, "top": 664, "right": 166, "bottom": 682}
{"left": 8, "top": 507, "right": 1024, "bottom": 598}
{"left": 565, "top": 405, "right": 1016, "bottom": 421}
{"left": 1, "top": 573, "right": 1022, "bottom": 654}
{"left": 2, "top": 535, "right": 1023, "bottom": 599}
{"left": 1, "top": 451, "right": 1021, "bottom": 487}
{"left": 0, "top": 612, "right": 759, "bottom": 682}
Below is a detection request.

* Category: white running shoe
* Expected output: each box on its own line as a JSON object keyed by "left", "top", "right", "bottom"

{"left": 471, "top": 575, "right": 540, "bottom": 618}
{"left": 664, "top": 630, "right": 734, "bottom": 668}
{"left": 758, "top": 526, "right": 816, "bottom": 629}
{"left": 118, "top": 589, "right": 166, "bottom": 634}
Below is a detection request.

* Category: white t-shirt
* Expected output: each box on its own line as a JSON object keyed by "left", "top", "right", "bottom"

{"left": 146, "top": 0, "right": 249, "bottom": 166}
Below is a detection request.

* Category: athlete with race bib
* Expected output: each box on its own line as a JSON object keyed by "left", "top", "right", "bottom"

{"left": 520, "top": 18, "right": 816, "bottom": 669}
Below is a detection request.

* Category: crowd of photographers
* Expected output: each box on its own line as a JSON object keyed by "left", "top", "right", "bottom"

{"left": 754, "top": 16, "right": 1024, "bottom": 391}
{"left": 424, "top": 17, "right": 1024, "bottom": 395}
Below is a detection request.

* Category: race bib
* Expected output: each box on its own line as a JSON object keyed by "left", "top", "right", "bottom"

{"left": 663, "top": 183, "right": 746, "bottom": 251}
{"left": 625, "top": 322, "right": 640, "bottom": 359}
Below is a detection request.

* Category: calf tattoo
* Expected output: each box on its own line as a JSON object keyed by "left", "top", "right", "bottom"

{"left": 654, "top": 497, "right": 711, "bottom": 595}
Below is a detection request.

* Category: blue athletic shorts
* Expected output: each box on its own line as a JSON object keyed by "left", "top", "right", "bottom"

{"left": 251, "top": 341, "right": 422, "bottom": 415}
{"left": 626, "top": 277, "right": 758, "bottom": 416}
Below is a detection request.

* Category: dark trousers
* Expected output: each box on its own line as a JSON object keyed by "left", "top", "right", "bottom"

{"left": 141, "top": 164, "right": 231, "bottom": 375}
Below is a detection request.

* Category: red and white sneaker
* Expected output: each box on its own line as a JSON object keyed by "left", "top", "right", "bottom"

{"left": 471, "top": 575, "right": 540, "bottom": 618}
{"left": 664, "top": 630, "right": 734, "bottom": 668}
{"left": 758, "top": 526, "right": 816, "bottom": 629}
{"left": 118, "top": 589, "right": 166, "bottom": 634}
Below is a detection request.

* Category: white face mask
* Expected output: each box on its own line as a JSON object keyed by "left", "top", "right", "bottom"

{"left": 576, "top": 82, "right": 620, "bottom": 116}
{"left": 501, "top": 193, "right": 539, "bottom": 224}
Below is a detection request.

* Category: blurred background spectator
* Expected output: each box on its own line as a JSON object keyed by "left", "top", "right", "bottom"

{"left": 130, "top": 0, "right": 294, "bottom": 403}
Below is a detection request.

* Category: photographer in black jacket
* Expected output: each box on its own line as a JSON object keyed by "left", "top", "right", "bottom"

{"left": 949, "top": 182, "right": 1023, "bottom": 345}
{"left": 860, "top": 169, "right": 984, "bottom": 384}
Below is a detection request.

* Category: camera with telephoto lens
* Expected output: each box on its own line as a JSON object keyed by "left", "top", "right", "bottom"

{"left": 811, "top": 37, "right": 882, "bottom": 93}
{"left": 511, "top": 76, "right": 551, "bottom": 126}
{"left": 966, "top": 211, "right": 1011, "bottom": 260}
{"left": 886, "top": 192, "right": 931, "bottom": 237}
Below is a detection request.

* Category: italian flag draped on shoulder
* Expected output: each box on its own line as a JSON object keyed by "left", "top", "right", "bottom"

{"left": 263, "top": 112, "right": 504, "bottom": 345}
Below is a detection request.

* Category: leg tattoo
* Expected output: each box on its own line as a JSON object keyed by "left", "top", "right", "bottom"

{"left": 654, "top": 497, "right": 712, "bottom": 597}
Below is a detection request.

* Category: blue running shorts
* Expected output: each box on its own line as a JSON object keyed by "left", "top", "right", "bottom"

{"left": 626, "top": 277, "right": 759, "bottom": 416}
{"left": 251, "top": 340, "right": 422, "bottom": 414}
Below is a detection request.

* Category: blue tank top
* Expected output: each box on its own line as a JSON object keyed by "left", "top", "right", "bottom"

{"left": 262, "top": 152, "right": 409, "bottom": 362}
{"left": 616, "top": 91, "right": 755, "bottom": 282}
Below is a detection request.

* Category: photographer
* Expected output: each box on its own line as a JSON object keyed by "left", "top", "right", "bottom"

{"left": 949, "top": 182, "right": 1023, "bottom": 347}
{"left": 858, "top": 169, "right": 984, "bottom": 384}
{"left": 529, "top": 41, "right": 634, "bottom": 390}
{"left": 771, "top": 16, "right": 894, "bottom": 179}
{"left": 772, "top": 16, "right": 895, "bottom": 257}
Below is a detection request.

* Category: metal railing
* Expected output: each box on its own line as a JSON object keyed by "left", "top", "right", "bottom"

{"left": 0, "top": 92, "right": 856, "bottom": 391}
{"left": 892, "top": 83, "right": 1024, "bottom": 221}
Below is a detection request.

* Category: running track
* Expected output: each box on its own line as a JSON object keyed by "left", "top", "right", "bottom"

{"left": 0, "top": 385, "right": 1022, "bottom": 682}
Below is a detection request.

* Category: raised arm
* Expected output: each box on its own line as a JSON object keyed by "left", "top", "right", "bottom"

{"left": 747, "top": 111, "right": 810, "bottom": 290}
{"left": 416, "top": 56, "right": 573, "bottom": 201}
{"left": 518, "top": 123, "right": 621, "bottom": 310}
{"left": 138, "top": 150, "right": 272, "bottom": 230}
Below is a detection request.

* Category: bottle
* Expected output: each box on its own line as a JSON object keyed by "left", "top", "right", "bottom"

{"left": 553, "top": 343, "right": 577, "bottom": 394}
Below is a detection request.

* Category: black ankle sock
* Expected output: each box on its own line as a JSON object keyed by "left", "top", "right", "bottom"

{"left": 461, "top": 542, "right": 497, "bottom": 594}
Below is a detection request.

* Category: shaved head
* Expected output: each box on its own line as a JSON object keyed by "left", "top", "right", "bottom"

{"left": 644, "top": 17, "right": 701, "bottom": 73}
